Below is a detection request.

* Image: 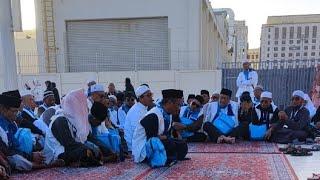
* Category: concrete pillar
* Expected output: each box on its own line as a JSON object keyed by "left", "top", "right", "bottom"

{"left": 0, "top": 0, "right": 18, "bottom": 92}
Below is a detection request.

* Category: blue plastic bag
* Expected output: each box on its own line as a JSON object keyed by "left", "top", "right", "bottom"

{"left": 180, "top": 117, "right": 194, "bottom": 138}
{"left": 145, "top": 137, "right": 167, "bottom": 168}
{"left": 96, "top": 131, "right": 121, "bottom": 154}
{"left": 249, "top": 123, "right": 267, "bottom": 140}
{"left": 14, "top": 128, "right": 33, "bottom": 155}
{"left": 213, "top": 113, "right": 235, "bottom": 135}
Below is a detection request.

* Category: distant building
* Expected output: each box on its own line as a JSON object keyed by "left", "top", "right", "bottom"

{"left": 234, "top": 21, "right": 248, "bottom": 63}
{"left": 14, "top": 30, "right": 39, "bottom": 73}
{"left": 247, "top": 48, "right": 260, "bottom": 69}
{"left": 260, "top": 14, "right": 320, "bottom": 61}
{"left": 213, "top": 9, "right": 248, "bottom": 63}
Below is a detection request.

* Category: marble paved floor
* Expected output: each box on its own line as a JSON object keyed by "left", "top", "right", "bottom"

{"left": 279, "top": 144, "right": 320, "bottom": 180}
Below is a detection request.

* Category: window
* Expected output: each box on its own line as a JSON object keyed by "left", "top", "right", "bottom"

{"left": 304, "top": 46, "right": 308, "bottom": 50}
{"left": 274, "top": 53, "right": 278, "bottom": 57}
{"left": 297, "top": 40, "right": 301, "bottom": 44}
{"left": 282, "top": 40, "right": 286, "bottom": 45}
{"left": 268, "top": 28, "right": 271, "bottom": 32}
{"left": 268, "top": 34, "right": 271, "bottom": 39}
{"left": 312, "top": 26, "right": 317, "bottom": 38}
{"left": 256, "top": 55, "right": 258, "bottom": 59}
{"left": 305, "top": 39, "right": 308, "bottom": 43}
{"left": 297, "top": 27, "right": 302, "bottom": 38}
{"left": 268, "top": 41, "right": 270, "bottom": 45}
{"left": 252, "top": 55, "right": 255, "bottom": 59}
{"left": 296, "top": 52, "right": 300, "bottom": 56}
{"left": 312, "top": 46, "right": 316, "bottom": 50}
{"left": 275, "top": 27, "right": 279, "bottom": 39}
{"left": 274, "top": 47, "right": 278, "bottom": 51}
{"left": 282, "top": 27, "right": 287, "bottom": 39}
{"left": 311, "top": 52, "right": 316, "bottom": 56}
{"left": 289, "top": 27, "right": 294, "bottom": 39}
{"left": 267, "top": 53, "right": 269, "bottom": 58}
{"left": 305, "top": 26, "right": 310, "bottom": 38}
{"left": 247, "top": 55, "right": 250, "bottom": 59}
{"left": 281, "top": 53, "right": 285, "bottom": 57}
{"left": 289, "top": 53, "right": 293, "bottom": 57}
{"left": 312, "top": 39, "right": 316, "bottom": 43}
{"left": 289, "top": 40, "right": 294, "bottom": 44}
{"left": 281, "top": 47, "right": 286, "bottom": 51}
{"left": 275, "top": 41, "right": 278, "bottom": 45}
{"left": 267, "top": 47, "right": 270, "bottom": 51}
{"left": 304, "top": 52, "right": 308, "bottom": 56}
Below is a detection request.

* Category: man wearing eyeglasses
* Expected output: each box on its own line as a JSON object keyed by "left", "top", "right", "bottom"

{"left": 124, "top": 85, "right": 153, "bottom": 152}
{"left": 272, "top": 90, "right": 310, "bottom": 144}
{"left": 0, "top": 91, "right": 46, "bottom": 171}
{"left": 174, "top": 95, "right": 207, "bottom": 142}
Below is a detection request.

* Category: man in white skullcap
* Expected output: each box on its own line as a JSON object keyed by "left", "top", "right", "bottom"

{"left": 271, "top": 90, "right": 310, "bottom": 144}
{"left": 253, "top": 85, "right": 264, "bottom": 105}
{"left": 253, "top": 91, "right": 280, "bottom": 141}
{"left": 236, "top": 60, "right": 258, "bottom": 102}
{"left": 124, "top": 85, "right": 153, "bottom": 151}
{"left": 87, "top": 84, "right": 105, "bottom": 110}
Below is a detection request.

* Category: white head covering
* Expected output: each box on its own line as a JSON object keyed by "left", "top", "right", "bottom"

{"left": 242, "top": 59, "right": 250, "bottom": 64}
{"left": 212, "top": 91, "right": 220, "bottom": 95}
{"left": 304, "top": 93, "right": 317, "bottom": 118}
{"left": 261, "top": 91, "right": 272, "bottom": 99}
{"left": 254, "top": 85, "right": 264, "bottom": 91}
{"left": 61, "top": 89, "right": 90, "bottom": 143}
{"left": 90, "top": 84, "right": 104, "bottom": 93}
{"left": 20, "top": 90, "right": 33, "bottom": 97}
{"left": 108, "top": 95, "right": 117, "bottom": 101}
{"left": 135, "top": 85, "right": 150, "bottom": 98}
{"left": 292, "top": 90, "right": 305, "bottom": 99}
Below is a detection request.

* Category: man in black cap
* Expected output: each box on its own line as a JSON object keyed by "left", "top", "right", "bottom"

{"left": 37, "top": 90, "right": 56, "bottom": 117}
{"left": 0, "top": 92, "right": 46, "bottom": 171}
{"left": 201, "top": 90, "right": 210, "bottom": 105}
{"left": 187, "top": 94, "right": 196, "bottom": 105}
{"left": 132, "top": 89, "right": 188, "bottom": 164}
{"left": 202, "top": 88, "right": 239, "bottom": 144}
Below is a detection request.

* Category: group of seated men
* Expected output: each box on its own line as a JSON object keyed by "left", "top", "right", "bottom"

{"left": 0, "top": 81, "right": 320, "bottom": 179}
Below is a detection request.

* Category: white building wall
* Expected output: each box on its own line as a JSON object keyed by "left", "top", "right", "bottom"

{"left": 34, "top": 0, "right": 228, "bottom": 72}
{"left": 17, "top": 70, "right": 222, "bottom": 100}
{"left": 40, "top": 0, "right": 202, "bottom": 71}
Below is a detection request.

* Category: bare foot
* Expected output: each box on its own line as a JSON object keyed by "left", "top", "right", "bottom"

{"left": 217, "top": 135, "right": 226, "bottom": 143}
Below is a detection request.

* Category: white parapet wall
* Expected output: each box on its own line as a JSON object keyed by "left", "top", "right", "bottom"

{"left": 17, "top": 70, "right": 222, "bottom": 100}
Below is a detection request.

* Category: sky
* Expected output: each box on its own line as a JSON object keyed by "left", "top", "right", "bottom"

{"left": 21, "top": 0, "right": 320, "bottom": 48}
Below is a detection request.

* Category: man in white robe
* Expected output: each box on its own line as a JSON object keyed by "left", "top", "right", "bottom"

{"left": 236, "top": 61, "right": 258, "bottom": 102}
{"left": 124, "top": 85, "right": 153, "bottom": 151}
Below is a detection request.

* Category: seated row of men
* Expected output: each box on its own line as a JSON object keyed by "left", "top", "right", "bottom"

{"left": 0, "top": 83, "right": 319, "bottom": 179}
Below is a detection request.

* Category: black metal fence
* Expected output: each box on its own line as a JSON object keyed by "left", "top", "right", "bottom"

{"left": 221, "top": 59, "right": 319, "bottom": 110}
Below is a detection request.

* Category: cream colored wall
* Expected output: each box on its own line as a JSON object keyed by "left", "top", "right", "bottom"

{"left": 17, "top": 70, "right": 222, "bottom": 100}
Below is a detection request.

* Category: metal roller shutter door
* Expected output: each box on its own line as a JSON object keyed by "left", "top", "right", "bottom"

{"left": 66, "top": 17, "right": 169, "bottom": 72}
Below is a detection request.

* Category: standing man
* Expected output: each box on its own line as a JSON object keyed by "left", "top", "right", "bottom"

{"left": 236, "top": 61, "right": 258, "bottom": 102}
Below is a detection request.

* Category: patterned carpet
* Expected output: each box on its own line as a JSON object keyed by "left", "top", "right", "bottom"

{"left": 11, "top": 142, "right": 297, "bottom": 180}
{"left": 188, "top": 141, "right": 280, "bottom": 154}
